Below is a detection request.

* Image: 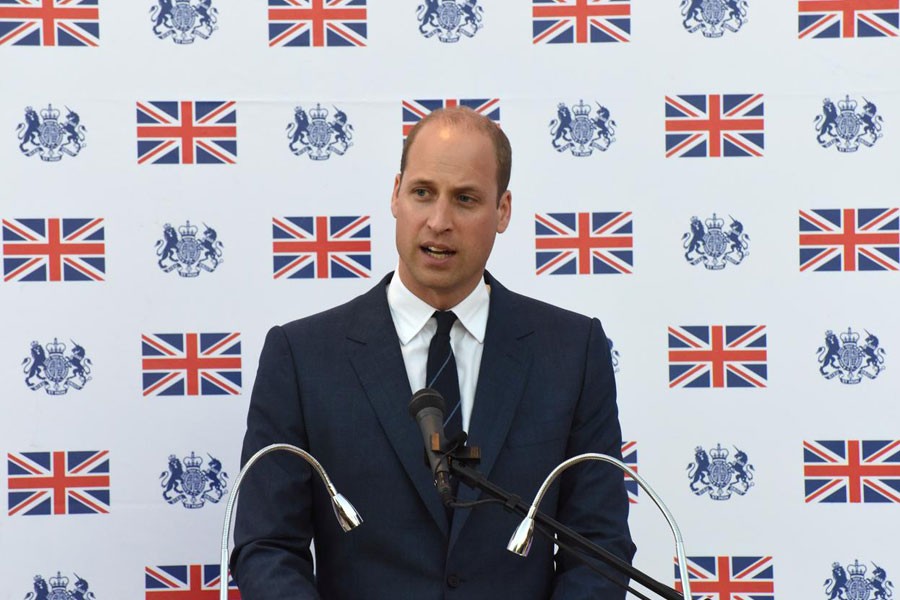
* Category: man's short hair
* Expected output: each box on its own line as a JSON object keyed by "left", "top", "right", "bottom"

{"left": 400, "top": 107, "right": 512, "bottom": 198}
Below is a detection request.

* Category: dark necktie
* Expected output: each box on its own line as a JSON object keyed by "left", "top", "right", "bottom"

{"left": 426, "top": 311, "right": 463, "bottom": 444}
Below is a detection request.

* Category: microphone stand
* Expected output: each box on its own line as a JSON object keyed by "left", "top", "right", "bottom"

{"left": 218, "top": 443, "right": 363, "bottom": 600}
{"left": 445, "top": 445, "right": 686, "bottom": 600}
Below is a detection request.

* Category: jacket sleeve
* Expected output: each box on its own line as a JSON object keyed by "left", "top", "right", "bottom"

{"left": 550, "top": 318, "right": 637, "bottom": 599}
{"left": 230, "top": 325, "right": 319, "bottom": 600}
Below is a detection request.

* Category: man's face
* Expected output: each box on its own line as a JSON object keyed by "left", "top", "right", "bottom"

{"left": 392, "top": 122, "right": 511, "bottom": 310}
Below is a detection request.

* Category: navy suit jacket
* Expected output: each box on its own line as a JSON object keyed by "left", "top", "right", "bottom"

{"left": 232, "top": 273, "right": 635, "bottom": 599}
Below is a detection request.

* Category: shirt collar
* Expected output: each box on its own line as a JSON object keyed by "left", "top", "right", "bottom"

{"left": 387, "top": 270, "right": 490, "bottom": 345}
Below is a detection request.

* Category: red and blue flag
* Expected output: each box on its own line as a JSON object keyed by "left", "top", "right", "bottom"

{"left": 665, "top": 94, "right": 764, "bottom": 158}
{"left": 7, "top": 450, "right": 110, "bottom": 516}
{"left": 145, "top": 564, "right": 240, "bottom": 599}
{"left": 402, "top": 98, "right": 500, "bottom": 139}
{"left": 273, "top": 216, "right": 371, "bottom": 279}
{"left": 0, "top": 0, "right": 99, "bottom": 46}
{"left": 532, "top": 0, "right": 631, "bottom": 44}
{"left": 804, "top": 440, "right": 900, "bottom": 503}
{"left": 2, "top": 217, "right": 105, "bottom": 282}
{"left": 141, "top": 333, "right": 242, "bottom": 397}
{"left": 622, "top": 441, "right": 638, "bottom": 504}
{"left": 535, "top": 212, "right": 633, "bottom": 275}
{"left": 668, "top": 325, "right": 767, "bottom": 389}
{"left": 675, "top": 556, "right": 775, "bottom": 600}
{"left": 799, "top": 0, "right": 899, "bottom": 39}
{"left": 799, "top": 208, "right": 900, "bottom": 272}
{"left": 268, "top": 0, "right": 367, "bottom": 47}
{"left": 136, "top": 101, "right": 237, "bottom": 165}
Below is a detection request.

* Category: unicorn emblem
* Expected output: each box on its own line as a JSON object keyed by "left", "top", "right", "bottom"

{"left": 161, "top": 451, "right": 229, "bottom": 509}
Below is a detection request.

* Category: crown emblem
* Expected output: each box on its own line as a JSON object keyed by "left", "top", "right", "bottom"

{"left": 709, "top": 443, "right": 729, "bottom": 461}
{"left": 572, "top": 100, "right": 591, "bottom": 117}
{"left": 49, "top": 572, "right": 69, "bottom": 590}
{"left": 705, "top": 213, "right": 725, "bottom": 230}
{"left": 838, "top": 95, "right": 858, "bottom": 112}
{"left": 40, "top": 104, "right": 60, "bottom": 121}
{"left": 178, "top": 221, "right": 198, "bottom": 238}
{"left": 46, "top": 338, "right": 66, "bottom": 355}
{"left": 847, "top": 560, "right": 867, "bottom": 577}
{"left": 183, "top": 451, "right": 203, "bottom": 469}
{"left": 309, "top": 103, "right": 329, "bottom": 121}
{"left": 840, "top": 328, "right": 859, "bottom": 345}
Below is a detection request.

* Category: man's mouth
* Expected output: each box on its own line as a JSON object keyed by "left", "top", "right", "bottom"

{"left": 422, "top": 245, "right": 456, "bottom": 258}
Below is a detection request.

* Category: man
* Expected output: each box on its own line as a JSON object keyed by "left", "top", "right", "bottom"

{"left": 231, "top": 108, "right": 635, "bottom": 599}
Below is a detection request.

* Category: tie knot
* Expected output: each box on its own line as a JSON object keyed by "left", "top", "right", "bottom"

{"left": 432, "top": 311, "right": 457, "bottom": 336}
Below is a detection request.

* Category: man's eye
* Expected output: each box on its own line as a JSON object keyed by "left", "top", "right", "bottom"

{"left": 413, "top": 188, "right": 428, "bottom": 197}
{"left": 458, "top": 195, "right": 474, "bottom": 204}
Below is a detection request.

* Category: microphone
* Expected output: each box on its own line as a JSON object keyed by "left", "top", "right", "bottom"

{"left": 408, "top": 388, "right": 453, "bottom": 506}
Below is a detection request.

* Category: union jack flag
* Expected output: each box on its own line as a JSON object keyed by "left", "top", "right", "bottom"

{"left": 0, "top": 0, "right": 99, "bottom": 46}
{"left": 141, "top": 333, "right": 242, "bottom": 397}
{"left": 136, "top": 101, "right": 237, "bottom": 165}
{"left": 665, "top": 94, "right": 765, "bottom": 158}
{"left": 622, "top": 441, "right": 638, "bottom": 504}
{"left": 145, "top": 564, "right": 240, "bottom": 599}
{"left": 402, "top": 98, "right": 500, "bottom": 140}
{"left": 532, "top": 0, "right": 631, "bottom": 44}
{"left": 799, "top": 208, "right": 900, "bottom": 272}
{"left": 675, "top": 556, "right": 775, "bottom": 600}
{"left": 535, "top": 212, "right": 633, "bottom": 275}
{"left": 668, "top": 325, "right": 767, "bottom": 389}
{"left": 799, "top": 0, "right": 899, "bottom": 39}
{"left": 268, "top": 0, "right": 367, "bottom": 47}
{"left": 2, "top": 218, "right": 105, "bottom": 282}
{"left": 7, "top": 450, "right": 110, "bottom": 516}
{"left": 803, "top": 440, "right": 900, "bottom": 503}
{"left": 273, "top": 215, "right": 371, "bottom": 279}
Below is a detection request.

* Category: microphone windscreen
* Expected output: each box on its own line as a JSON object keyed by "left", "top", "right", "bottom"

{"left": 408, "top": 388, "right": 446, "bottom": 418}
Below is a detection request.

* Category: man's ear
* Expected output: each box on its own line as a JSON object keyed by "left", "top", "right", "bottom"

{"left": 391, "top": 173, "right": 402, "bottom": 218}
{"left": 496, "top": 190, "right": 512, "bottom": 233}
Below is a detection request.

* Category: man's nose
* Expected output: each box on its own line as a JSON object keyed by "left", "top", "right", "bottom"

{"left": 426, "top": 197, "right": 453, "bottom": 231}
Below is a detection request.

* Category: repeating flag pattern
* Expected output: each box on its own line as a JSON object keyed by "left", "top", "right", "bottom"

{"left": 145, "top": 564, "right": 240, "bottom": 598}
{"left": 272, "top": 216, "right": 371, "bottom": 279}
{"left": 535, "top": 212, "right": 634, "bottom": 275}
{"left": 0, "top": 0, "right": 99, "bottom": 46}
{"left": 402, "top": 98, "right": 500, "bottom": 139}
{"left": 2, "top": 218, "right": 105, "bottom": 282}
{"left": 532, "top": 0, "right": 631, "bottom": 44}
{"left": 675, "top": 556, "right": 775, "bottom": 600}
{"left": 665, "top": 94, "right": 765, "bottom": 158}
{"left": 621, "top": 441, "right": 638, "bottom": 504}
{"left": 668, "top": 325, "right": 768, "bottom": 389}
{"left": 798, "top": 0, "right": 900, "bottom": 39}
{"left": 136, "top": 101, "right": 237, "bottom": 165}
{"left": 7, "top": 451, "right": 110, "bottom": 516}
{"left": 799, "top": 208, "right": 900, "bottom": 272}
{"left": 803, "top": 440, "right": 900, "bottom": 503}
{"left": 267, "top": 0, "right": 367, "bottom": 47}
{"left": 141, "top": 333, "right": 242, "bottom": 397}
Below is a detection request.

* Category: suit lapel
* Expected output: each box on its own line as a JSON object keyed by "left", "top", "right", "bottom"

{"left": 449, "top": 275, "right": 533, "bottom": 550}
{"left": 346, "top": 276, "right": 449, "bottom": 536}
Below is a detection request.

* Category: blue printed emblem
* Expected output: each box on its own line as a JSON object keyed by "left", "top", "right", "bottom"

{"left": 816, "top": 96, "right": 883, "bottom": 153}
{"left": 160, "top": 452, "right": 228, "bottom": 509}
{"left": 687, "top": 443, "right": 754, "bottom": 500}
{"left": 607, "top": 337, "right": 620, "bottom": 373}
{"left": 682, "top": 213, "right": 749, "bottom": 269}
{"left": 17, "top": 105, "right": 86, "bottom": 162}
{"left": 24, "top": 572, "right": 96, "bottom": 600}
{"left": 825, "top": 560, "right": 893, "bottom": 600}
{"left": 151, "top": 0, "right": 218, "bottom": 44}
{"left": 417, "top": 0, "right": 483, "bottom": 42}
{"left": 818, "top": 328, "right": 886, "bottom": 384}
{"left": 681, "top": 0, "right": 748, "bottom": 37}
{"left": 23, "top": 339, "right": 92, "bottom": 395}
{"left": 287, "top": 104, "right": 354, "bottom": 160}
{"left": 155, "top": 221, "right": 223, "bottom": 277}
{"left": 550, "top": 100, "right": 616, "bottom": 156}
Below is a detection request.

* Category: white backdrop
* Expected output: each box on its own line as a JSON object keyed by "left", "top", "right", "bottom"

{"left": 2, "top": 1, "right": 899, "bottom": 598}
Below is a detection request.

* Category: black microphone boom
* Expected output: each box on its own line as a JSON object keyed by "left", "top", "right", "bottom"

{"left": 408, "top": 388, "right": 453, "bottom": 505}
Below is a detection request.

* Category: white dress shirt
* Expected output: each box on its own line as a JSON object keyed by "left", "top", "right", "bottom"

{"left": 386, "top": 271, "right": 489, "bottom": 432}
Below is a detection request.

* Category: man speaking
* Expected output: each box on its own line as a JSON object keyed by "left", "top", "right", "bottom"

{"left": 231, "top": 107, "right": 635, "bottom": 598}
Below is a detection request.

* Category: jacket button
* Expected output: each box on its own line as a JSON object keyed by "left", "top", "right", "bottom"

{"left": 447, "top": 574, "right": 461, "bottom": 588}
